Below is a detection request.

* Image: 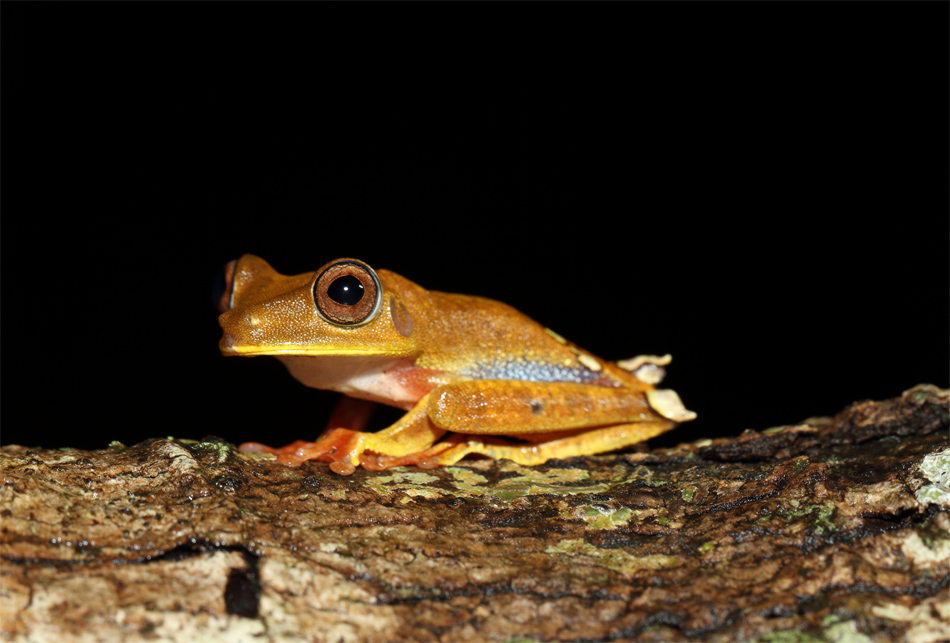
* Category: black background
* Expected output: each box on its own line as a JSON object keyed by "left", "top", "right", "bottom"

{"left": 4, "top": 8, "right": 947, "bottom": 454}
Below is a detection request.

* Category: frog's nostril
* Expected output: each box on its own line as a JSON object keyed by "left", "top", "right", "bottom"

{"left": 220, "top": 332, "right": 239, "bottom": 353}
{"left": 213, "top": 259, "right": 238, "bottom": 312}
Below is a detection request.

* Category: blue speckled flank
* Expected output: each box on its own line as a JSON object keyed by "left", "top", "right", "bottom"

{"left": 459, "top": 359, "right": 601, "bottom": 383}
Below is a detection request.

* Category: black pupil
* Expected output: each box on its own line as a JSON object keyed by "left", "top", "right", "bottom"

{"left": 327, "top": 275, "right": 364, "bottom": 306}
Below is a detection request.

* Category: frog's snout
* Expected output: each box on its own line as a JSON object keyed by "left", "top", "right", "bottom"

{"left": 217, "top": 305, "right": 245, "bottom": 355}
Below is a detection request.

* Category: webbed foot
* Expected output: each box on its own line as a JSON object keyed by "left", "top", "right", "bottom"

{"left": 238, "top": 428, "right": 368, "bottom": 471}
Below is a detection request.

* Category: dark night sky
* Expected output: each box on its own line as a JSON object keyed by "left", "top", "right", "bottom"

{"left": 4, "top": 9, "right": 947, "bottom": 454}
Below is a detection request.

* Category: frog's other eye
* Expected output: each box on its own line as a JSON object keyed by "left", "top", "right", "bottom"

{"left": 314, "top": 260, "right": 382, "bottom": 326}
{"left": 213, "top": 259, "right": 237, "bottom": 312}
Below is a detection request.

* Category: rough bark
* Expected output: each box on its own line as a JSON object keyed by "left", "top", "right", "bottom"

{"left": 1, "top": 385, "right": 948, "bottom": 642}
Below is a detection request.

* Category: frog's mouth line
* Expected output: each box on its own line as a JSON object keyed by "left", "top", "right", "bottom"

{"left": 219, "top": 330, "right": 407, "bottom": 357}
{"left": 221, "top": 345, "right": 398, "bottom": 357}
{"left": 219, "top": 332, "right": 392, "bottom": 357}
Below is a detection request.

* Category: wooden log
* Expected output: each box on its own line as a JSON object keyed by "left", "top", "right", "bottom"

{"left": 1, "top": 385, "right": 947, "bottom": 642}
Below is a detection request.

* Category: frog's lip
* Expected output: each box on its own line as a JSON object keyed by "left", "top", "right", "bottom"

{"left": 219, "top": 339, "right": 394, "bottom": 357}
{"left": 230, "top": 348, "right": 395, "bottom": 356}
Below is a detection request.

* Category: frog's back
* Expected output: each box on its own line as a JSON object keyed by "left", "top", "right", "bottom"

{"left": 385, "top": 273, "right": 640, "bottom": 388}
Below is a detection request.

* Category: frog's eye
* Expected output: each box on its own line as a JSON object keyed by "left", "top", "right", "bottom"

{"left": 313, "top": 260, "right": 382, "bottom": 326}
{"left": 213, "top": 259, "right": 237, "bottom": 312}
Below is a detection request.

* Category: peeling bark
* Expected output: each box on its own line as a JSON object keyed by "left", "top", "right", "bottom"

{"left": 1, "top": 385, "right": 948, "bottom": 642}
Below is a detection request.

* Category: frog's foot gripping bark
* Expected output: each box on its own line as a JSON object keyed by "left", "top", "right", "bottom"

{"left": 238, "top": 393, "right": 447, "bottom": 474}
{"left": 238, "top": 440, "right": 317, "bottom": 457}
{"left": 239, "top": 424, "right": 442, "bottom": 474}
{"left": 239, "top": 429, "right": 394, "bottom": 473}
{"left": 238, "top": 429, "right": 369, "bottom": 472}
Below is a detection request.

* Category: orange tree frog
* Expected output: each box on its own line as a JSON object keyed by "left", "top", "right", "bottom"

{"left": 216, "top": 256, "right": 695, "bottom": 475}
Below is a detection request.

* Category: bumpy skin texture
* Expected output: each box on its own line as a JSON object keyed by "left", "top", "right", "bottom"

{"left": 218, "top": 255, "right": 694, "bottom": 472}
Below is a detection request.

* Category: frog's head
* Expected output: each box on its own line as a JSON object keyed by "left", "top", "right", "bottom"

{"left": 216, "top": 255, "right": 418, "bottom": 359}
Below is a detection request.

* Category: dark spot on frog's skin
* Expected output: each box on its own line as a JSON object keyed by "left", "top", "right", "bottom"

{"left": 530, "top": 401, "right": 545, "bottom": 415}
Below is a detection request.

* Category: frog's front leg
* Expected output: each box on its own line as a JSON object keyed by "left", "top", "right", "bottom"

{"left": 239, "top": 393, "right": 446, "bottom": 473}
{"left": 237, "top": 395, "right": 377, "bottom": 463}
{"left": 320, "top": 396, "right": 378, "bottom": 438}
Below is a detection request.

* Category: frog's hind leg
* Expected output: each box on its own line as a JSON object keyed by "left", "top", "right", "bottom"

{"left": 369, "top": 420, "right": 676, "bottom": 469}
{"left": 449, "top": 420, "right": 676, "bottom": 466}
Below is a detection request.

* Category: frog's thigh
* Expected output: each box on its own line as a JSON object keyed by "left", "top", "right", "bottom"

{"left": 432, "top": 420, "right": 676, "bottom": 467}
{"left": 427, "top": 380, "right": 656, "bottom": 435}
